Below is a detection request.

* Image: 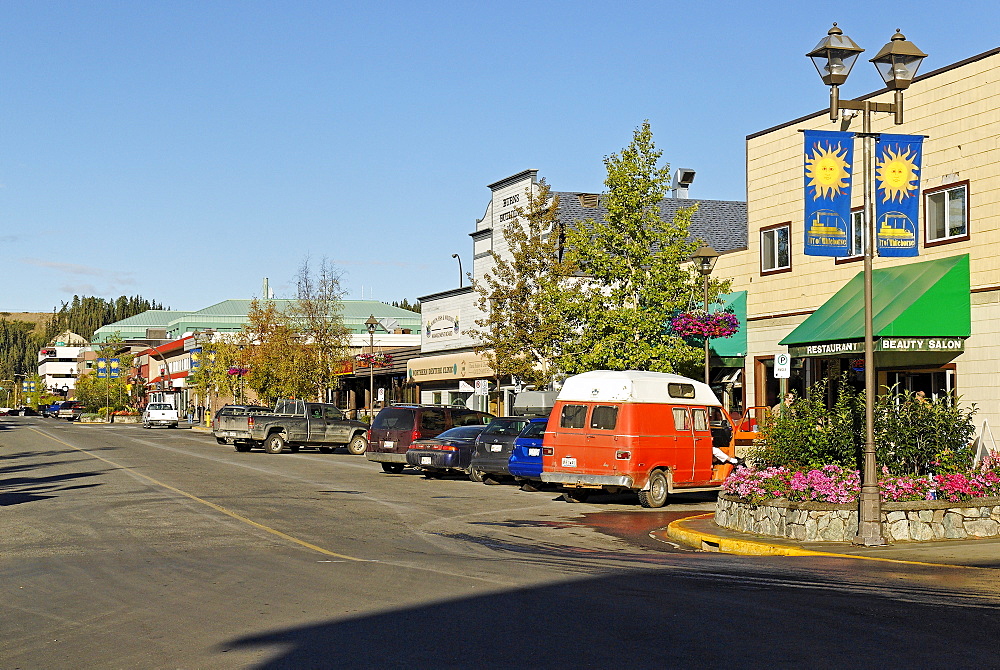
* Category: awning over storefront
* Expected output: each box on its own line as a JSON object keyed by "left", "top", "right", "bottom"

{"left": 406, "top": 352, "right": 495, "bottom": 382}
{"left": 780, "top": 254, "right": 970, "bottom": 357}
{"left": 710, "top": 290, "right": 747, "bottom": 359}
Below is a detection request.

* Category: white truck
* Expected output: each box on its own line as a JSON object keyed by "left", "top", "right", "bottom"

{"left": 142, "top": 402, "right": 179, "bottom": 428}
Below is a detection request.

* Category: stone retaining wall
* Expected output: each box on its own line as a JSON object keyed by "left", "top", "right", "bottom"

{"left": 716, "top": 493, "right": 1000, "bottom": 542}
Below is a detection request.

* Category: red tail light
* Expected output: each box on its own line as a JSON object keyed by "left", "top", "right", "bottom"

{"left": 543, "top": 447, "right": 553, "bottom": 455}
{"left": 411, "top": 429, "right": 421, "bottom": 442}
{"left": 248, "top": 416, "right": 254, "bottom": 428}
{"left": 439, "top": 445, "right": 457, "bottom": 451}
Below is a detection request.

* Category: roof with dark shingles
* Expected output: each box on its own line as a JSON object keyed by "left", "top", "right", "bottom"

{"left": 554, "top": 192, "right": 748, "bottom": 254}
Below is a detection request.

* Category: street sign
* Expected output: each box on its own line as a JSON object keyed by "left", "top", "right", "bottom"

{"left": 377, "top": 387, "right": 385, "bottom": 402}
{"left": 774, "top": 353, "right": 791, "bottom": 379}
{"left": 474, "top": 379, "right": 489, "bottom": 396}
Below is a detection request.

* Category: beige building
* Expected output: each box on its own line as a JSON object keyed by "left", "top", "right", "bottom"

{"left": 714, "top": 46, "right": 999, "bottom": 437}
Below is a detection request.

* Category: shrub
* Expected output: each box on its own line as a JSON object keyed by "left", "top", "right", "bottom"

{"left": 751, "top": 376, "right": 977, "bottom": 476}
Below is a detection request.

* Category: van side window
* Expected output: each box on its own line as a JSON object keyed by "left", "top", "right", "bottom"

{"left": 672, "top": 407, "right": 691, "bottom": 431}
{"left": 420, "top": 409, "right": 446, "bottom": 433}
{"left": 692, "top": 408, "right": 709, "bottom": 432}
{"left": 590, "top": 405, "right": 618, "bottom": 430}
{"left": 668, "top": 383, "right": 696, "bottom": 399}
{"left": 560, "top": 404, "right": 587, "bottom": 429}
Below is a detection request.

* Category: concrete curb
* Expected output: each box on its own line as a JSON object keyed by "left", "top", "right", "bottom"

{"left": 663, "top": 513, "right": 957, "bottom": 566}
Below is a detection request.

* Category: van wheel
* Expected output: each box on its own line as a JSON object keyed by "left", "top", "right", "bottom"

{"left": 638, "top": 470, "right": 669, "bottom": 508}
{"left": 347, "top": 434, "right": 368, "bottom": 455}
{"left": 264, "top": 434, "right": 286, "bottom": 454}
{"left": 562, "top": 489, "right": 590, "bottom": 503}
{"left": 467, "top": 467, "right": 485, "bottom": 483}
{"left": 381, "top": 462, "right": 404, "bottom": 474}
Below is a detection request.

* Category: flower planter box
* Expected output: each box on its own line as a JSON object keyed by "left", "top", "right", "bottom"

{"left": 716, "top": 493, "right": 1000, "bottom": 542}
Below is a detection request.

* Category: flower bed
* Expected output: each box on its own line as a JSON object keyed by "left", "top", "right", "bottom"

{"left": 717, "top": 460, "right": 1000, "bottom": 542}
{"left": 716, "top": 494, "right": 1000, "bottom": 542}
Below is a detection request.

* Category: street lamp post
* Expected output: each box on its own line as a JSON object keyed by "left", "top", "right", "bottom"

{"left": 691, "top": 246, "right": 720, "bottom": 385}
{"left": 807, "top": 24, "right": 926, "bottom": 546}
{"left": 451, "top": 254, "right": 464, "bottom": 288}
{"left": 365, "top": 315, "right": 379, "bottom": 419}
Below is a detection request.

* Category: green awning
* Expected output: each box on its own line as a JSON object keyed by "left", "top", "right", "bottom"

{"left": 709, "top": 290, "right": 747, "bottom": 359}
{"left": 780, "top": 254, "right": 970, "bottom": 354}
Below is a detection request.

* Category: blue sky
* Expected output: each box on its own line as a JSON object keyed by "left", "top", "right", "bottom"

{"left": 2, "top": 1, "right": 996, "bottom": 313}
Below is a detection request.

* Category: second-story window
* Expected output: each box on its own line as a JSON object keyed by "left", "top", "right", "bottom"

{"left": 925, "top": 183, "right": 969, "bottom": 245}
{"left": 761, "top": 223, "right": 791, "bottom": 274}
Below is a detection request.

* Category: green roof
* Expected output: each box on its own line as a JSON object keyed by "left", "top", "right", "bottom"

{"left": 780, "top": 254, "right": 971, "bottom": 346}
{"left": 91, "top": 310, "right": 190, "bottom": 343}
{"left": 709, "top": 291, "right": 747, "bottom": 358}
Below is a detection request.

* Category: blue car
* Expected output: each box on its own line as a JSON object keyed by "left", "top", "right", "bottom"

{"left": 507, "top": 418, "right": 548, "bottom": 489}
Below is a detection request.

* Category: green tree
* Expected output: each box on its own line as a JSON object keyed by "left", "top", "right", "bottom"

{"left": 242, "top": 299, "right": 313, "bottom": 405}
{"left": 467, "top": 179, "right": 580, "bottom": 389}
{"left": 559, "top": 121, "right": 730, "bottom": 377}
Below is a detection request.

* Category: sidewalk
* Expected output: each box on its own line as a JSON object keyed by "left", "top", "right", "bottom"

{"left": 661, "top": 513, "right": 1000, "bottom": 568}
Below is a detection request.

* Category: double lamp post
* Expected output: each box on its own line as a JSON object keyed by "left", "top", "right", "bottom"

{"left": 806, "top": 23, "right": 926, "bottom": 545}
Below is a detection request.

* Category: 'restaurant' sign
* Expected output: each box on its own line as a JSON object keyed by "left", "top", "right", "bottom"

{"left": 789, "top": 338, "right": 964, "bottom": 358}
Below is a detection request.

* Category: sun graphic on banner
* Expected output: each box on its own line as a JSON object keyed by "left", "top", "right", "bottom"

{"left": 805, "top": 142, "right": 851, "bottom": 200}
{"left": 876, "top": 145, "right": 919, "bottom": 203}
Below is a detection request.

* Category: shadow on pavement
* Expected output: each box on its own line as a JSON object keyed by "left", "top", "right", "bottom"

{"left": 221, "top": 564, "right": 1000, "bottom": 668}
{"left": 0, "top": 471, "right": 105, "bottom": 507}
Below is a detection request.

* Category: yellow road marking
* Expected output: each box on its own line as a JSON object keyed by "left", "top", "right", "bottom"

{"left": 31, "top": 428, "right": 367, "bottom": 562}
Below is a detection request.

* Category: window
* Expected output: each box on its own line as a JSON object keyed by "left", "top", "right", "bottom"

{"left": 484, "top": 418, "right": 528, "bottom": 436}
{"left": 836, "top": 209, "right": 865, "bottom": 263}
{"left": 668, "top": 383, "right": 695, "bottom": 399}
{"left": 672, "top": 407, "right": 691, "bottom": 431}
{"left": 761, "top": 223, "right": 791, "bottom": 274}
{"left": 692, "top": 408, "right": 709, "bottom": 432}
{"left": 420, "top": 409, "right": 446, "bottom": 433}
{"left": 323, "top": 406, "right": 343, "bottom": 420}
{"left": 590, "top": 406, "right": 619, "bottom": 430}
{"left": 560, "top": 404, "right": 587, "bottom": 429}
{"left": 925, "top": 183, "right": 969, "bottom": 245}
{"left": 521, "top": 421, "right": 547, "bottom": 438}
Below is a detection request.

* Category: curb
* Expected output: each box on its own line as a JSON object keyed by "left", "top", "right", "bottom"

{"left": 663, "top": 513, "right": 957, "bottom": 566}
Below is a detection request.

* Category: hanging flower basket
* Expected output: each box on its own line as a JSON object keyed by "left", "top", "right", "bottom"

{"left": 356, "top": 352, "right": 393, "bottom": 368}
{"left": 670, "top": 309, "right": 740, "bottom": 339}
{"left": 227, "top": 366, "right": 250, "bottom": 377}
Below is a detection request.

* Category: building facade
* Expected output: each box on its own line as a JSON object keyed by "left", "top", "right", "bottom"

{"left": 713, "top": 47, "right": 1000, "bottom": 434}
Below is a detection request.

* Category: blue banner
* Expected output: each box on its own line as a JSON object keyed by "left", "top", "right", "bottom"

{"left": 875, "top": 134, "right": 922, "bottom": 257}
{"left": 96, "top": 358, "right": 108, "bottom": 378}
{"left": 803, "top": 130, "right": 854, "bottom": 257}
{"left": 109, "top": 358, "right": 120, "bottom": 378}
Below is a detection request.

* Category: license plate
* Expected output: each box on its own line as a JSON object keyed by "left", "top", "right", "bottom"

{"left": 490, "top": 444, "right": 502, "bottom": 452}
{"left": 384, "top": 440, "right": 395, "bottom": 448}
{"left": 420, "top": 456, "right": 432, "bottom": 465}
{"left": 528, "top": 448, "right": 541, "bottom": 457}
{"left": 562, "top": 457, "right": 577, "bottom": 468}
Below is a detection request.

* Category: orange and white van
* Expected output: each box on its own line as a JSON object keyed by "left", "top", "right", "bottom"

{"left": 540, "top": 370, "right": 736, "bottom": 507}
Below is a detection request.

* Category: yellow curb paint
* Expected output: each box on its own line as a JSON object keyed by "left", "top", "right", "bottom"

{"left": 31, "top": 428, "right": 367, "bottom": 562}
{"left": 665, "top": 513, "right": 971, "bottom": 568}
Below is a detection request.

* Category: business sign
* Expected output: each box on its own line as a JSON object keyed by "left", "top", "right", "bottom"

{"left": 788, "top": 338, "right": 964, "bottom": 358}
{"left": 803, "top": 130, "right": 854, "bottom": 257}
{"left": 875, "top": 134, "right": 923, "bottom": 257}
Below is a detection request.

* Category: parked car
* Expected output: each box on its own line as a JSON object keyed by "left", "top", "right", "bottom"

{"left": 468, "top": 417, "right": 531, "bottom": 483}
{"left": 366, "top": 405, "right": 494, "bottom": 473}
{"left": 14, "top": 406, "right": 38, "bottom": 416}
{"left": 57, "top": 400, "right": 84, "bottom": 422}
{"left": 211, "top": 404, "right": 272, "bottom": 447}
{"left": 214, "top": 399, "right": 369, "bottom": 454}
{"left": 142, "top": 402, "right": 179, "bottom": 428}
{"left": 540, "top": 370, "right": 738, "bottom": 507}
{"left": 405, "top": 425, "right": 489, "bottom": 478}
{"left": 507, "top": 418, "right": 549, "bottom": 490}
{"left": 41, "top": 402, "right": 62, "bottom": 418}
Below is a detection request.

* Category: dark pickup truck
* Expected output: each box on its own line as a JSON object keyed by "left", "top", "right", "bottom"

{"left": 213, "top": 399, "right": 369, "bottom": 455}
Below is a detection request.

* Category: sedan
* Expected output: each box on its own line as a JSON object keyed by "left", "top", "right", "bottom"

{"left": 469, "top": 417, "right": 531, "bottom": 484}
{"left": 405, "top": 425, "right": 488, "bottom": 478}
{"left": 508, "top": 418, "right": 548, "bottom": 490}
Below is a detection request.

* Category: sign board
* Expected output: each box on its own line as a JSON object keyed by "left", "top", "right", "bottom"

{"left": 457, "top": 380, "right": 475, "bottom": 392}
{"left": 474, "top": 379, "right": 489, "bottom": 396}
{"left": 774, "top": 353, "right": 791, "bottom": 379}
{"left": 377, "top": 387, "right": 385, "bottom": 402}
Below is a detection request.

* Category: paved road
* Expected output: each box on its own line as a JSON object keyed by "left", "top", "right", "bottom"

{"left": 3, "top": 416, "right": 1000, "bottom": 668}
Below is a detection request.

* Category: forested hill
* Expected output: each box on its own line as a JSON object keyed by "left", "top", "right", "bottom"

{"left": 0, "top": 294, "right": 164, "bottom": 381}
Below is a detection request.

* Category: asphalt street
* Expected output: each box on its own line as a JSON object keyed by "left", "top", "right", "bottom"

{"left": 3, "top": 416, "right": 1000, "bottom": 669}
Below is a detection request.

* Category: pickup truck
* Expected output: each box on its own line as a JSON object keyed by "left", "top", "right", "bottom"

{"left": 57, "top": 400, "right": 84, "bottom": 422}
{"left": 214, "top": 399, "right": 369, "bottom": 455}
{"left": 143, "top": 402, "right": 179, "bottom": 428}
